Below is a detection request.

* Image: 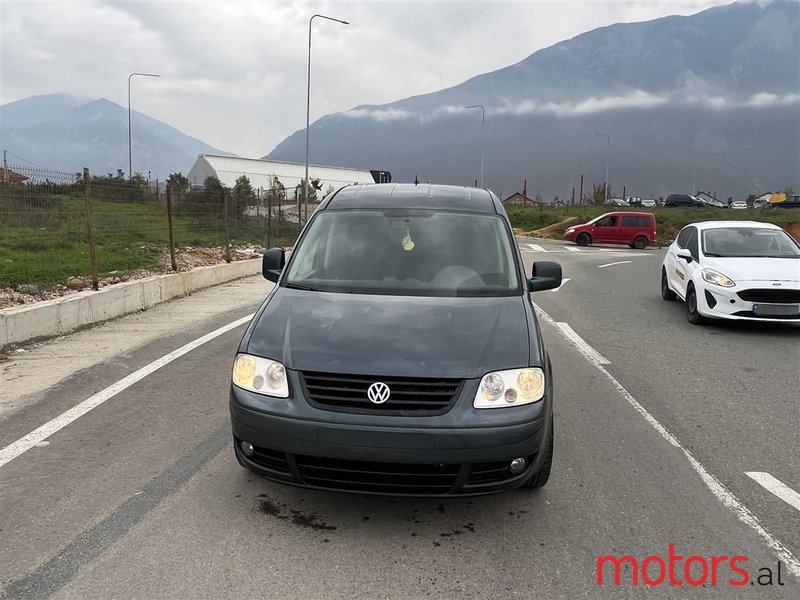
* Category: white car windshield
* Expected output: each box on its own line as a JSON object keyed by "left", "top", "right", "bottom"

{"left": 284, "top": 209, "right": 521, "bottom": 296}
{"left": 702, "top": 227, "right": 800, "bottom": 258}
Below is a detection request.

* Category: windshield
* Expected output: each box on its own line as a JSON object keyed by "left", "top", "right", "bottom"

{"left": 702, "top": 227, "right": 800, "bottom": 258}
{"left": 284, "top": 209, "right": 521, "bottom": 296}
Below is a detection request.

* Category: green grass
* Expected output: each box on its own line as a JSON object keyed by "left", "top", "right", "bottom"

{"left": 0, "top": 195, "right": 299, "bottom": 288}
{"left": 505, "top": 204, "right": 800, "bottom": 246}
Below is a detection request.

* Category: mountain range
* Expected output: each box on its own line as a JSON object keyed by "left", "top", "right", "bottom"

{"left": 266, "top": 0, "right": 800, "bottom": 200}
{"left": 0, "top": 94, "right": 232, "bottom": 179}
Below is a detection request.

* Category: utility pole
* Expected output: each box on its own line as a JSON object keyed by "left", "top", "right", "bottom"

{"left": 2, "top": 149, "right": 8, "bottom": 183}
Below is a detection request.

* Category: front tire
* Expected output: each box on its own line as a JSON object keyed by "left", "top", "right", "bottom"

{"left": 661, "top": 268, "right": 676, "bottom": 301}
{"left": 576, "top": 233, "right": 590, "bottom": 247}
{"left": 686, "top": 284, "right": 707, "bottom": 325}
{"left": 523, "top": 417, "right": 553, "bottom": 489}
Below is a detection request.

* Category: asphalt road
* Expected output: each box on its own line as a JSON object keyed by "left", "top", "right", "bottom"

{"left": 0, "top": 240, "right": 798, "bottom": 599}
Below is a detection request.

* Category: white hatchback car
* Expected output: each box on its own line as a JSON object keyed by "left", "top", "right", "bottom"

{"left": 661, "top": 221, "right": 800, "bottom": 324}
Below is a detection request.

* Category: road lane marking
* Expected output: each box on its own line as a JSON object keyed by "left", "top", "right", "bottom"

{"left": 0, "top": 314, "right": 255, "bottom": 470}
{"left": 555, "top": 322, "right": 610, "bottom": 365}
{"left": 746, "top": 472, "right": 800, "bottom": 512}
{"left": 566, "top": 246, "right": 580, "bottom": 252}
{"left": 598, "top": 260, "right": 633, "bottom": 268}
{"left": 526, "top": 243, "right": 546, "bottom": 251}
{"left": 534, "top": 303, "right": 800, "bottom": 578}
{"left": 551, "top": 278, "right": 571, "bottom": 293}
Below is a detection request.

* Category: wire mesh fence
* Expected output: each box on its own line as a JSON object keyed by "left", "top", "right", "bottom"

{"left": 0, "top": 165, "right": 300, "bottom": 293}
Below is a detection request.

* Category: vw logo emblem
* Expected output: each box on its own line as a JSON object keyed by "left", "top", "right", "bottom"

{"left": 367, "top": 382, "right": 391, "bottom": 404}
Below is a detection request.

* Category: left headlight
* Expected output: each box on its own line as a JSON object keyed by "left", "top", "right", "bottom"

{"left": 232, "top": 353, "right": 289, "bottom": 398}
{"left": 474, "top": 368, "right": 546, "bottom": 409}
{"left": 701, "top": 268, "right": 735, "bottom": 288}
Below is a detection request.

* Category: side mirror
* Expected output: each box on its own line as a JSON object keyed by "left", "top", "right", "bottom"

{"left": 528, "top": 261, "right": 562, "bottom": 292}
{"left": 262, "top": 247, "right": 285, "bottom": 282}
{"left": 676, "top": 248, "right": 693, "bottom": 263}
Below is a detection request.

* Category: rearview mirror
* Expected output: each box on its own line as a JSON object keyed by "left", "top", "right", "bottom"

{"left": 262, "top": 248, "right": 286, "bottom": 282}
{"left": 528, "top": 261, "right": 562, "bottom": 292}
{"left": 676, "top": 248, "right": 693, "bottom": 263}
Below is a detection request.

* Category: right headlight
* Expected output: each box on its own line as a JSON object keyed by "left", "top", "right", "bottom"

{"left": 474, "top": 368, "right": 546, "bottom": 409}
{"left": 232, "top": 353, "right": 289, "bottom": 398}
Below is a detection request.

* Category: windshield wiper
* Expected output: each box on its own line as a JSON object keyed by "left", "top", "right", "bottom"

{"left": 284, "top": 282, "right": 325, "bottom": 291}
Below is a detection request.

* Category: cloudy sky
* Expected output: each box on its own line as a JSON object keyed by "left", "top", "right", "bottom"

{"left": 1, "top": 0, "right": 741, "bottom": 158}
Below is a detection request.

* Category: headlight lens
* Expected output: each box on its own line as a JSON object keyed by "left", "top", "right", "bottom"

{"left": 232, "top": 353, "right": 289, "bottom": 398}
{"left": 566, "top": 228, "right": 575, "bottom": 234}
{"left": 474, "top": 368, "right": 545, "bottom": 409}
{"left": 701, "top": 268, "right": 735, "bottom": 288}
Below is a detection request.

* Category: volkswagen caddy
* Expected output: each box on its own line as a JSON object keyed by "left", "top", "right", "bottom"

{"left": 230, "top": 183, "right": 562, "bottom": 496}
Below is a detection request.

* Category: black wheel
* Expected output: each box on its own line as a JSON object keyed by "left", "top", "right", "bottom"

{"left": 576, "top": 233, "right": 590, "bottom": 247}
{"left": 633, "top": 236, "right": 648, "bottom": 249}
{"left": 661, "top": 268, "right": 676, "bottom": 301}
{"left": 523, "top": 417, "right": 553, "bottom": 489}
{"left": 685, "top": 284, "right": 707, "bottom": 325}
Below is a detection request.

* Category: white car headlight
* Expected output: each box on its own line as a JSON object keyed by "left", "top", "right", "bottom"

{"left": 474, "top": 368, "right": 546, "bottom": 409}
{"left": 701, "top": 268, "right": 735, "bottom": 288}
{"left": 232, "top": 353, "right": 289, "bottom": 398}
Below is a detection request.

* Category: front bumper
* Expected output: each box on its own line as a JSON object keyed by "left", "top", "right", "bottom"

{"left": 696, "top": 281, "right": 800, "bottom": 323}
{"left": 230, "top": 374, "right": 551, "bottom": 496}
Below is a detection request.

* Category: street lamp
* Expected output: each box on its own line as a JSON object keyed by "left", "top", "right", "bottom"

{"left": 304, "top": 14, "right": 349, "bottom": 222}
{"left": 465, "top": 105, "right": 485, "bottom": 188}
{"left": 594, "top": 132, "right": 610, "bottom": 202}
{"left": 128, "top": 72, "right": 160, "bottom": 179}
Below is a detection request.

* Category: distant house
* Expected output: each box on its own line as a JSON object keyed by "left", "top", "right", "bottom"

{"left": 503, "top": 192, "right": 539, "bottom": 205}
{"left": 754, "top": 192, "right": 787, "bottom": 204}
{"left": 186, "top": 155, "right": 389, "bottom": 199}
{"left": 0, "top": 167, "right": 29, "bottom": 184}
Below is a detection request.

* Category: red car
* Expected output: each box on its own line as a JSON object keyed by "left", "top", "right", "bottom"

{"left": 564, "top": 211, "right": 657, "bottom": 249}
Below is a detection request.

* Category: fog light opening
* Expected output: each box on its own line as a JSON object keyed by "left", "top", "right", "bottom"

{"left": 509, "top": 457, "right": 527, "bottom": 474}
{"left": 240, "top": 441, "right": 255, "bottom": 457}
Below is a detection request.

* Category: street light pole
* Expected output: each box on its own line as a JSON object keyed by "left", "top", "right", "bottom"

{"left": 128, "top": 72, "right": 160, "bottom": 179}
{"left": 304, "top": 14, "right": 349, "bottom": 223}
{"left": 465, "top": 105, "right": 485, "bottom": 188}
{"left": 595, "top": 132, "right": 610, "bottom": 202}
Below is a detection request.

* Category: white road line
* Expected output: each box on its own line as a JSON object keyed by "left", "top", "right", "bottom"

{"left": 598, "top": 260, "right": 633, "bottom": 268}
{"left": 0, "top": 313, "right": 255, "bottom": 470}
{"left": 551, "top": 278, "right": 571, "bottom": 293}
{"left": 746, "top": 472, "right": 800, "bottom": 512}
{"left": 534, "top": 303, "right": 800, "bottom": 578}
{"left": 526, "top": 243, "right": 546, "bottom": 252}
{"left": 565, "top": 246, "right": 580, "bottom": 252}
{"left": 555, "top": 322, "right": 610, "bottom": 365}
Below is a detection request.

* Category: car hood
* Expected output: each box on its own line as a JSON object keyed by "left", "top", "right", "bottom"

{"left": 246, "top": 288, "right": 532, "bottom": 379}
{"left": 702, "top": 257, "right": 800, "bottom": 283}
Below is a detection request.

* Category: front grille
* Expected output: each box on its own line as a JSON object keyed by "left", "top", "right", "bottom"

{"left": 737, "top": 289, "right": 800, "bottom": 303}
{"left": 294, "top": 455, "right": 461, "bottom": 494}
{"left": 249, "top": 446, "right": 291, "bottom": 476}
{"left": 300, "top": 371, "right": 462, "bottom": 414}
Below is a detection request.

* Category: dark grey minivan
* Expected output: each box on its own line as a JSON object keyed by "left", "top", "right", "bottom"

{"left": 230, "top": 183, "right": 562, "bottom": 496}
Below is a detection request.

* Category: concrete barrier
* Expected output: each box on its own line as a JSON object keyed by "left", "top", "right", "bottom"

{"left": 0, "top": 258, "right": 262, "bottom": 351}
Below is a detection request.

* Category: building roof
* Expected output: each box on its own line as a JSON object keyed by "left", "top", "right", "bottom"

{"left": 0, "top": 167, "right": 29, "bottom": 183}
{"left": 188, "top": 154, "right": 376, "bottom": 190}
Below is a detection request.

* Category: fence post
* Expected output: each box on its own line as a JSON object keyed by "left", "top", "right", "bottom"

{"left": 83, "top": 168, "right": 99, "bottom": 291}
{"left": 166, "top": 187, "right": 177, "bottom": 271}
{"left": 277, "top": 199, "right": 282, "bottom": 238}
{"left": 223, "top": 189, "right": 231, "bottom": 263}
{"left": 266, "top": 191, "right": 272, "bottom": 249}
